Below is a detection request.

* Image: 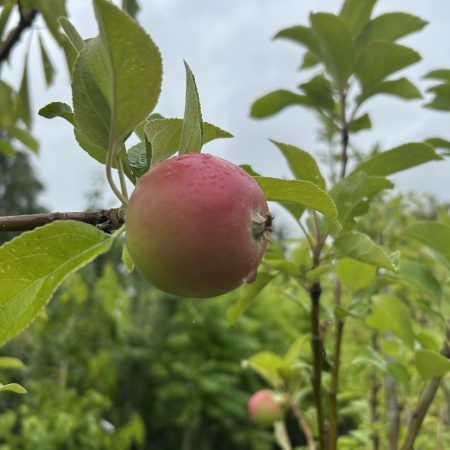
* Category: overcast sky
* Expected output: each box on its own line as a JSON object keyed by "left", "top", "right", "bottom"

{"left": 3, "top": 0, "right": 450, "bottom": 230}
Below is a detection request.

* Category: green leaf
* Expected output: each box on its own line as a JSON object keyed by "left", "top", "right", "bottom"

{"left": 0, "top": 139, "right": 14, "bottom": 156}
{"left": 244, "top": 163, "right": 306, "bottom": 221}
{"left": 37, "top": 0, "right": 67, "bottom": 40}
{"left": 145, "top": 118, "right": 232, "bottom": 164}
{"left": 72, "top": 0, "right": 162, "bottom": 161}
{"left": 246, "top": 351, "right": 286, "bottom": 387}
{"left": 415, "top": 349, "right": 450, "bottom": 379}
{"left": 0, "top": 0, "right": 14, "bottom": 41}
{"left": 298, "top": 74, "right": 335, "bottom": 112}
{"left": 0, "top": 221, "right": 114, "bottom": 346}
{"left": 284, "top": 335, "right": 309, "bottom": 365}
{"left": 350, "top": 113, "right": 371, "bottom": 133}
{"left": 38, "top": 34, "right": 55, "bottom": 86}
{"left": 358, "top": 12, "right": 427, "bottom": 46}
{"left": 270, "top": 140, "right": 325, "bottom": 189}
{"left": 180, "top": 61, "right": 203, "bottom": 154}
{"left": 404, "top": 221, "right": 450, "bottom": 264}
{"left": 352, "top": 143, "right": 441, "bottom": 176}
{"left": 274, "top": 422, "right": 293, "bottom": 450}
{"left": 424, "top": 69, "right": 450, "bottom": 82}
{"left": 355, "top": 41, "right": 421, "bottom": 92}
{"left": 425, "top": 138, "right": 450, "bottom": 157}
{"left": 121, "top": 243, "right": 134, "bottom": 273}
{"left": 0, "top": 81, "right": 17, "bottom": 129}
{"left": 334, "top": 231, "right": 396, "bottom": 271}
{"left": 0, "top": 383, "right": 27, "bottom": 394}
{"left": 305, "top": 264, "right": 333, "bottom": 282}
{"left": 353, "top": 346, "right": 386, "bottom": 372}
{"left": 398, "top": 259, "right": 442, "bottom": 303}
{"left": 366, "top": 295, "right": 415, "bottom": 347}
{"left": 336, "top": 257, "right": 376, "bottom": 291}
{"left": 227, "top": 272, "right": 275, "bottom": 326}
{"left": 339, "top": 0, "right": 377, "bottom": 37}
{"left": 425, "top": 137, "right": 450, "bottom": 151}
{"left": 301, "top": 50, "right": 320, "bottom": 69}
{"left": 359, "top": 77, "right": 422, "bottom": 103}
{"left": 330, "top": 172, "right": 393, "bottom": 226}
{"left": 250, "top": 90, "right": 310, "bottom": 119}
{"left": 8, "top": 126, "right": 39, "bottom": 154}
{"left": 425, "top": 83, "right": 450, "bottom": 111}
{"left": 0, "top": 357, "right": 25, "bottom": 369}
{"left": 310, "top": 13, "right": 354, "bottom": 91}
{"left": 38, "top": 102, "right": 75, "bottom": 126}
{"left": 386, "top": 361, "right": 410, "bottom": 388}
{"left": 59, "top": 17, "right": 85, "bottom": 52}
{"left": 37, "top": 0, "right": 76, "bottom": 70}
{"left": 254, "top": 177, "right": 339, "bottom": 224}
{"left": 274, "top": 25, "right": 320, "bottom": 54}
{"left": 18, "top": 55, "right": 31, "bottom": 128}
{"left": 122, "top": 0, "right": 140, "bottom": 18}
{"left": 127, "top": 142, "right": 149, "bottom": 179}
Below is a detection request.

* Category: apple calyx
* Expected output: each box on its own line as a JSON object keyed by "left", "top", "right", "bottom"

{"left": 252, "top": 212, "right": 273, "bottom": 242}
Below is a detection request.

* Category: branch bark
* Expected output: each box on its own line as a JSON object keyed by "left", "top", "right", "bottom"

{"left": 0, "top": 3, "right": 38, "bottom": 66}
{"left": 328, "top": 280, "right": 344, "bottom": 450}
{"left": 309, "top": 280, "right": 326, "bottom": 450}
{"left": 0, "top": 208, "right": 125, "bottom": 233}
{"left": 385, "top": 370, "right": 400, "bottom": 450}
{"left": 370, "top": 333, "right": 381, "bottom": 450}
{"left": 339, "top": 91, "right": 349, "bottom": 179}
{"left": 400, "top": 321, "right": 450, "bottom": 450}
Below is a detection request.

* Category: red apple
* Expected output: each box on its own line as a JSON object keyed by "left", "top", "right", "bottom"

{"left": 248, "top": 389, "right": 285, "bottom": 426}
{"left": 125, "top": 153, "right": 271, "bottom": 297}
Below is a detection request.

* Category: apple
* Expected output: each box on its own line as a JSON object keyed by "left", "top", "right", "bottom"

{"left": 248, "top": 389, "right": 285, "bottom": 426}
{"left": 125, "top": 153, "right": 271, "bottom": 297}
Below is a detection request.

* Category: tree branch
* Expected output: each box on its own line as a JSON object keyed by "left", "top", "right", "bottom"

{"left": 0, "top": 3, "right": 38, "bottom": 66}
{"left": 328, "top": 280, "right": 344, "bottom": 450}
{"left": 309, "top": 280, "right": 325, "bottom": 450}
{"left": 0, "top": 208, "right": 125, "bottom": 234}
{"left": 370, "top": 333, "right": 381, "bottom": 450}
{"left": 400, "top": 321, "right": 450, "bottom": 450}
{"left": 339, "top": 91, "right": 349, "bottom": 179}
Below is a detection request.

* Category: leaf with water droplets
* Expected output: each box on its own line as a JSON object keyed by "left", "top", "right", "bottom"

{"left": 0, "top": 221, "right": 114, "bottom": 346}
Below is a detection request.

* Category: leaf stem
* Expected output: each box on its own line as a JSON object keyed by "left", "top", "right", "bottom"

{"left": 106, "top": 142, "right": 128, "bottom": 206}
{"left": 116, "top": 154, "right": 129, "bottom": 199}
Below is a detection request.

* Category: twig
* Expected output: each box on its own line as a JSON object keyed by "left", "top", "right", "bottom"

{"left": 0, "top": 3, "right": 38, "bottom": 66}
{"left": 370, "top": 333, "right": 381, "bottom": 450}
{"left": 328, "top": 280, "right": 344, "bottom": 450}
{"left": 309, "top": 280, "right": 325, "bottom": 450}
{"left": 386, "top": 369, "right": 400, "bottom": 450}
{"left": 400, "top": 321, "right": 450, "bottom": 450}
{"left": 0, "top": 208, "right": 125, "bottom": 234}
{"left": 339, "top": 90, "right": 349, "bottom": 179}
{"left": 299, "top": 220, "right": 315, "bottom": 251}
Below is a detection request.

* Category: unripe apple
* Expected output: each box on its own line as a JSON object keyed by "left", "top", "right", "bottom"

{"left": 125, "top": 153, "right": 271, "bottom": 297}
{"left": 248, "top": 389, "right": 285, "bottom": 426}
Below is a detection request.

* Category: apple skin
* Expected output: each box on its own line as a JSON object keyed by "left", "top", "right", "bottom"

{"left": 248, "top": 389, "right": 284, "bottom": 426}
{"left": 125, "top": 153, "right": 271, "bottom": 298}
